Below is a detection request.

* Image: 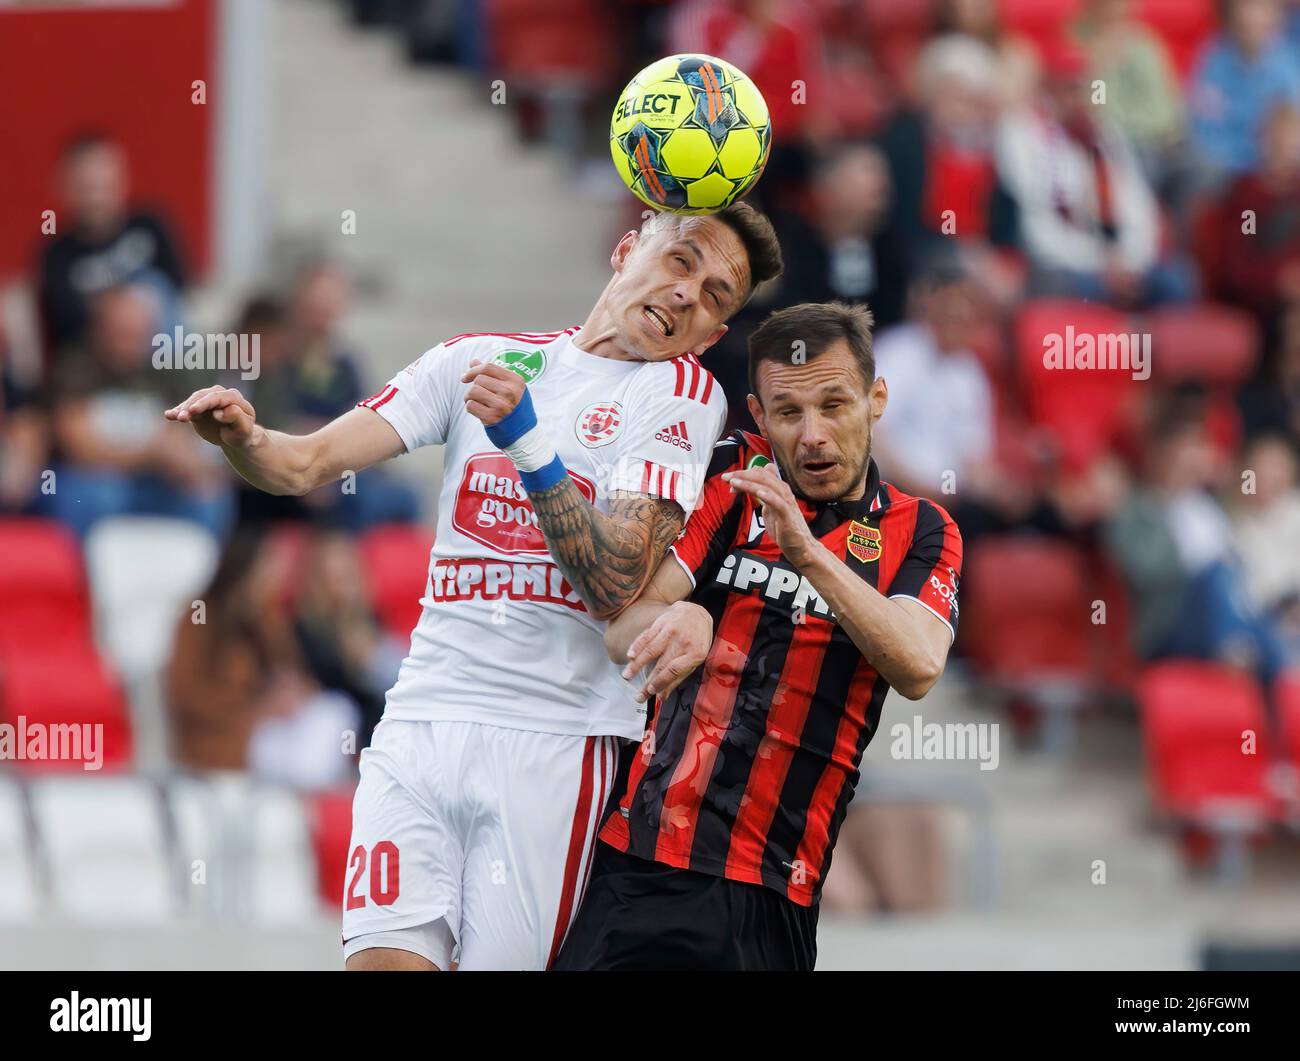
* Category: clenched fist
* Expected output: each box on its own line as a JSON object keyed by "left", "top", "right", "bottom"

{"left": 461, "top": 360, "right": 526, "bottom": 427}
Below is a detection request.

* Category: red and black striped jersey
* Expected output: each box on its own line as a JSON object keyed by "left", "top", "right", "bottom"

{"left": 599, "top": 430, "right": 963, "bottom": 906}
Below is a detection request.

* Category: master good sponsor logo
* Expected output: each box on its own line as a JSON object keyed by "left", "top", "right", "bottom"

{"left": 453, "top": 452, "right": 595, "bottom": 554}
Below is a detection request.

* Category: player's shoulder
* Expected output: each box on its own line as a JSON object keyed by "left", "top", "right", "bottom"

{"left": 632, "top": 351, "right": 722, "bottom": 409}
{"left": 877, "top": 478, "right": 959, "bottom": 534}
{"left": 697, "top": 428, "right": 769, "bottom": 478}
{"left": 432, "top": 326, "right": 577, "bottom": 361}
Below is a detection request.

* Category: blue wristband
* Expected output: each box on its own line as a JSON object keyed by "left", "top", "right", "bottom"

{"left": 484, "top": 387, "right": 538, "bottom": 448}
{"left": 520, "top": 453, "right": 570, "bottom": 493}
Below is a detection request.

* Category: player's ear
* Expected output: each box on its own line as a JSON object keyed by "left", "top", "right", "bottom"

{"left": 868, "top": 376, "right": 888, "bottom": 422}
{"left": 746, "top": 393, "right": 766, "bottom": 436}
{"left": 694, "top": 323, "right": 727, "bottom": 356}
{"left": 610, "top": 230, "right": 639, "bottom": 272}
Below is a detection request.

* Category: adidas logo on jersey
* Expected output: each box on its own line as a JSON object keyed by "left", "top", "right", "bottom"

{"left": 654, "top": 420, "right": 693, "bottom": 451}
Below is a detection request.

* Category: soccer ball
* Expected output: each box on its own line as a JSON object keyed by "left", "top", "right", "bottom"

{"left": 609, "top": 54, "right": 772, "bottom": 215}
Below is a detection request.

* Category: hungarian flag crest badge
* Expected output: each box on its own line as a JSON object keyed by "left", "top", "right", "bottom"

{"left": 847, "top": 520, "right": 881, "bottom": 563}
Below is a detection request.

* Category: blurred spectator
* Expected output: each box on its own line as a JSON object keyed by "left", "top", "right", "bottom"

{"left": 166, "top": 530, "right": 283, "bottom": 772}
{"left": 1232, "top": 433, "right": 1300, "bottom": 653}
{"left": 1239, "top": 302, "right": 1300, "bottom": 438}
{"left": 291, "top": 530, "right": 404, "bottom": 749}
{"left": 252, "top": 261, "right": 365, "bottom": 430}
{"left": 877, "top": 35, "right": 1023, "bottom": 302}
{"left": 1203, "top": 101, "right": 1300, "bottom": 321}
{"left": 166, "top": 528, "right": 362, "bottom": 788}
{"left": 872, "top": 270, "right": 1048, "bottom": 541}
{"left": 1074, "top": 0, "right": 1189, "bottom": 193}
{"left": 1188, "top": 0, "right": 1300, "bottom": 185}
{"left": 668, "top": 0, "right": 830, "bottom": 208}
{"left": 1104, "top": 393, "right": 1292, "bottom": 686}
{"left": 997, "top": 37, "right": 1195, "bottom": 306}
{"left": 872, "top": 271, "right": 994, "bottom": 499}
{"left": 935, "top": 0, "right": 1040, "bottom": 107}
{"left": 42, "top": 284, "right": 232, "bottom": 538}
{"left": 770, "top": 143, "right": 908, "bottom": 329}
{"left": 37, "top": 133, "right": 186, "bottom": 358}
{"left": 236, "top": 264, "right": 421, "bottom": 531}
{"left": 0, "top": 339, "right": 48, "bottom": 513}
{"left": 819, "top": 801, "right": 948, "bottom": 916}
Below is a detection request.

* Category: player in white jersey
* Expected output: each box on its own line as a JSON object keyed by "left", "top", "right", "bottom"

{"left": 164, "top": 203, "right": 783, "bottom": 969}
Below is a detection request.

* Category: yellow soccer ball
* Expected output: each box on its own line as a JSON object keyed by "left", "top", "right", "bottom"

{"left": 610, "top": 53, "right": 772, "bottom": 215}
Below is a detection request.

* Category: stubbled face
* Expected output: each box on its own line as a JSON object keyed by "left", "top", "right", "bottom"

{"left": 606, "top": 217, "right": 750, "bottom": 361}
{"left": 748, "top": 339, "right": 888, "bottom": 503}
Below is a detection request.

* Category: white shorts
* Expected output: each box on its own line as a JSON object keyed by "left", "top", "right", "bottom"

{"left": 341, "top": 718, "right": 620, "bottom": 970}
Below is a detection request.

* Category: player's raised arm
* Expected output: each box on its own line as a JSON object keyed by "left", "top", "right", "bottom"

{"left": 164, "top": 386, "right": 405, "bottom": 496}
{"left": 461, "top": 357, "right": 689, "bottom": 619}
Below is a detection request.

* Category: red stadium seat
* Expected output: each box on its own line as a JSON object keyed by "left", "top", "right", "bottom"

{"left": 1133, "top": 0, "right": 1215, "bottom": 80}
{"left": 358, "top": 523, "right": 436, "bottom": 640}
{"left": 1015, "top": 299, "right": 1140, "bottom": 472}
{"left": 997, "top": 0, "right": 1085, "bottom": 52}
{"left": 485, "top": 0, "right": 614, "bottom": 85}
{"left": 1136, "top": 662, "right": 1277, "bottom": 823}
{"left": 961, "top": 537, "right": 1092, "bottom": 684}
{"left": 1277, "top": 671, "right": 1300, "bottom": 774}
{"left": 0, "top": 518, "right": 93, "bottom": 657}
{"left": 1144, "top": 303, "right": 1260, "bottom": 387}
{"left": 307, "top": 787, "right": 356, "bottom": 906}
{"left": 0, "top": 649, "right": 133, "bottom": 772}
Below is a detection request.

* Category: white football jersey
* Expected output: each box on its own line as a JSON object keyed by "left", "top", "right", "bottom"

{"left": 359, "top": 326, "right": 728, "bottom": 739}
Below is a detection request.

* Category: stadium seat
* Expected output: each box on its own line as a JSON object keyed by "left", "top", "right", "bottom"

{"left": 1134, "top": 0, "right": 1215, "bottom": 80}
{"left": 167, "top": 774, "right": 230, "bottom": 918}
{"left": 1015, "top": 299, "right": 1140, "bottom": 472}
{"left": 248, "top": 786, "right": 324, "bottom": 925}
{"left": 28, "top": 775, "right": 178, "bottom": 923}
{"left": 0, "top": 518, "right": 93, "bottom": 657}
{"left": 1144, "top": 303, "right": 1259, "bottom": 387}
{"left": 83, "top": 516, "right": 221, "bottom": 685}
{"left": 1277, "top": 672, "right": 1300, "bottom": 775}
{"left": 997, "top": 0, "right": 1085, "bottom": 52}
{"left": 308, "top": 787, "right": 355, "bottom": 907}
{"left": 962, "top": 536, "right": 1093, "bottom": 683}
{"left": 0, "top": 775, "right": 39, "bottom": 921}
{"left": 0, "top": 649, "right": 132, "bottom": 772}
{"left": 1136, "top": 662, "right": 1278, "bottom": 825}
{"left": 359, "top": 523, "right": 435, "bottom": 639}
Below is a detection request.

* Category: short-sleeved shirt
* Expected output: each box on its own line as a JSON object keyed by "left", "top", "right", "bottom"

{"left": 359, "top": 326, "right": 727, "bottom": 739}
{"left": 600, "top": 430, "right": 963, "bottom": 904}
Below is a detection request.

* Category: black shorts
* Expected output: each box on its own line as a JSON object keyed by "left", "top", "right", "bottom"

{"left": 552, "top": 843, "right": 819, "bottom": 971}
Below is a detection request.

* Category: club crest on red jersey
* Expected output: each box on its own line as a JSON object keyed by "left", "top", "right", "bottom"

{"left": 846, "top": 520, "right": 881, "bottom": 563}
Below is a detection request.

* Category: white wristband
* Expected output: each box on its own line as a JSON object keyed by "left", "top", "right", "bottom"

{"left": 503, "top": 423, "right": 557, "bottom": 473}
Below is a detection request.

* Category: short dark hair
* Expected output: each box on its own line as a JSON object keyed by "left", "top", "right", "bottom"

{"left": 709, "top": 200, "right": 783, "bottom": 303}
{"left": 748, "top": 300, "right": 876, "bottom": 398}
{"left": 62, "top": 130, "right": 116, "bottom": 162}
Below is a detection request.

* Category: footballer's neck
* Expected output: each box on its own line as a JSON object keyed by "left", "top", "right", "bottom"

{"left": 575, "top": 306, "right": 651, "bottom": 363}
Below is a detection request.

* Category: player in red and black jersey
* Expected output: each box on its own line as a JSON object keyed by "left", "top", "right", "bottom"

{"left": 554, "top": 301, "right": 962, "bottom": 971}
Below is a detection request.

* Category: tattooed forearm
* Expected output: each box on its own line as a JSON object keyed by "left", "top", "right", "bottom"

{"left": 528, "top": 482, "right": 684, "bottom": 620}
